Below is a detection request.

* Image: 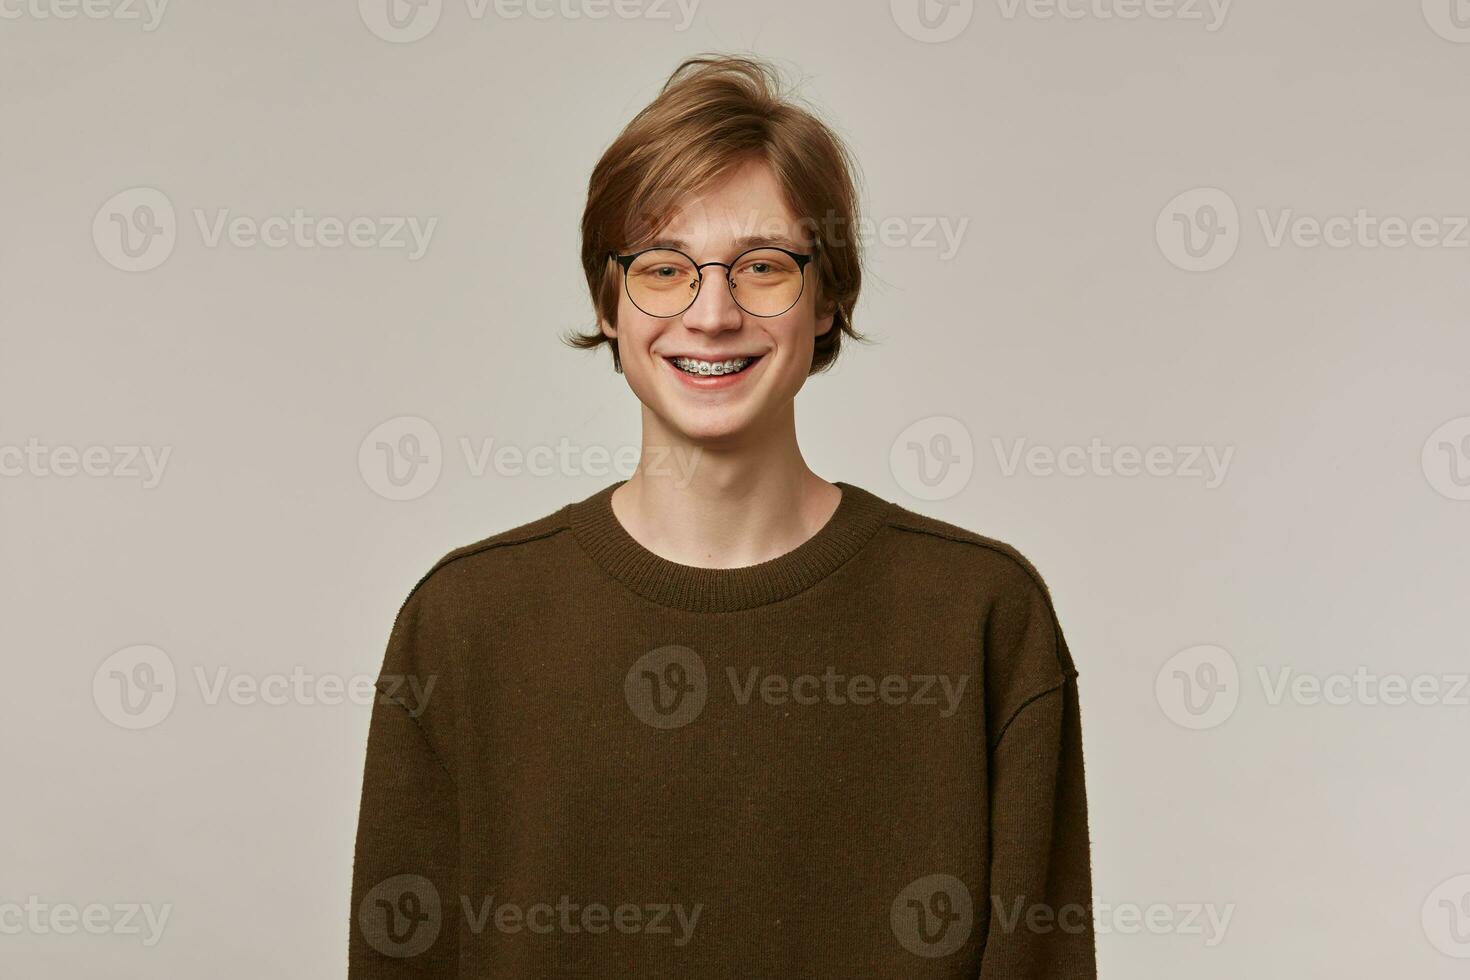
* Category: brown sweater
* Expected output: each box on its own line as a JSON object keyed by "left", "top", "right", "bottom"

{"left": 349, "top": 479, "right": 1096, "bottom": 978}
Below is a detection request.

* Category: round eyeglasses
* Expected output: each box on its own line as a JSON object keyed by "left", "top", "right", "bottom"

{"left": 611, "top": 244, "right": 816, "bottom": 319}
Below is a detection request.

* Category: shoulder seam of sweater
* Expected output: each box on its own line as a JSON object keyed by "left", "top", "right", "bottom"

{"left": 402, "top": 509, "right": 573, "bottom": 607}
{"left": 884, "top": 517, "right": 1046, "bottom": 594}
{"left": 883, "top": 516, "right": 1073, "bottom": 679}
{"left": 989, "top": 670, "right": 1080, "bottom": 752}
{"left": 375, "top": 685, "right": 458, "bottom": 786}
{"left": 380, "top": 508, "right": 573, "bottom": 789}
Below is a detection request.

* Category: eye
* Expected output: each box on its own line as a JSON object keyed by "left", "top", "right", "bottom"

{"left": 733, "top": 249, "right": 797, "bottom": 278}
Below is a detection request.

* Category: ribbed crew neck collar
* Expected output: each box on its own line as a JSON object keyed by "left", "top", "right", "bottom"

{"left": 566, "top": 480, "right": 893, "bottom": 613}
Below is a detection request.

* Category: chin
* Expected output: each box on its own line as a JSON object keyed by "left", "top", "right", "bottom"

{"left": 661, "top": 405, "right": 762, "bottom": 446}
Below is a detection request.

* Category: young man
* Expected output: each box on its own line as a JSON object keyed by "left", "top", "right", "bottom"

{"left": 349, "top": 54, "right": 1096, "bottom": 978}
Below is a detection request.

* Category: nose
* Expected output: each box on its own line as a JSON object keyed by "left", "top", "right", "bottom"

{"left": 679, "top": 264, "right": 744, "bottom": 335}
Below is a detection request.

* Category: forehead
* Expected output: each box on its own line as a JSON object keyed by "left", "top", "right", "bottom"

{"left": 655, "top": 158, "right": 807, "bottom": 248}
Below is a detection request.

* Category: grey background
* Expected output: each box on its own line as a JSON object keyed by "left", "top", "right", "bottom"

{"left": 3, "top": 0, "right": 1468, "bottom": 976}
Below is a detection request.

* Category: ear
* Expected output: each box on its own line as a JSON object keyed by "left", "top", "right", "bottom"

{"left": 599, "top": 255, "right": 620, "bottom": 339}
{"left": 813, "top": 296, "right": 837, "bottom": 338}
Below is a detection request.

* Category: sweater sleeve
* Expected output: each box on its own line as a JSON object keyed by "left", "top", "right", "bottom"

{"left": 978, "top": 567, "right": 1096, "bottom": 978}
{"left": 348, "top": 589, "right": 460, "bottom": 978}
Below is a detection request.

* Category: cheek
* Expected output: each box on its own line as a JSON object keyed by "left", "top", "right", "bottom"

{"left": 614, "top": 301, "right": 652, "bottom": 354}
{"left": 613, "top": 306, "right": 667, "bottom": 389}
{"left": 771, "top": 310, "right": 818, "bottom": 357}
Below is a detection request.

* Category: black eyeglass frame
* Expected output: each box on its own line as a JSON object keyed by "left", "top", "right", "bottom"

{"left": 610, "top": 244, "right": 818, "bottom": 319}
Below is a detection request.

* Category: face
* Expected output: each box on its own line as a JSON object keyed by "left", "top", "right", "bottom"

{"left": 600, "top": 157, "right": 835, "bottom": 447}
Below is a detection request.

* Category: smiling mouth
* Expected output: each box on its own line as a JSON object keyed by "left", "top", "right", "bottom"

{"left": 665, "top": 355, "right": 762, "bottom": 377}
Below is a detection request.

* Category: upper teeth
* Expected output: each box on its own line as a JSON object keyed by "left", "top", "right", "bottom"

{"left": 673, "top": 356, "right": 753, "bottom": 376}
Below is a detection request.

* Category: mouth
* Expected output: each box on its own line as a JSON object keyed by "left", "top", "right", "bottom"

{"left": 660, "top": 353, "right": 766, "bottom": 391}
{"left": 664, "top": 355, "right": 763, "bottom": 378}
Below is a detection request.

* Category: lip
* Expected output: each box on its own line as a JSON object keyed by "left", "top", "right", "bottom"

{"left": 661, "top": 353, "right": 765, "bottom": 390}
{"left": 664, "top": 353, "right": 762, "bottom": 361}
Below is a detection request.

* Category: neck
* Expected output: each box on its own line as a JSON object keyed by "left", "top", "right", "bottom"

{"left": 613, "top": 408, "right": 841, "bottom": 570}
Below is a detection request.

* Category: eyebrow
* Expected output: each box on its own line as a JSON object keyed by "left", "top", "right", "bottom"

{"left": 652, "top": 234, "right": 810, "bottom": 253}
